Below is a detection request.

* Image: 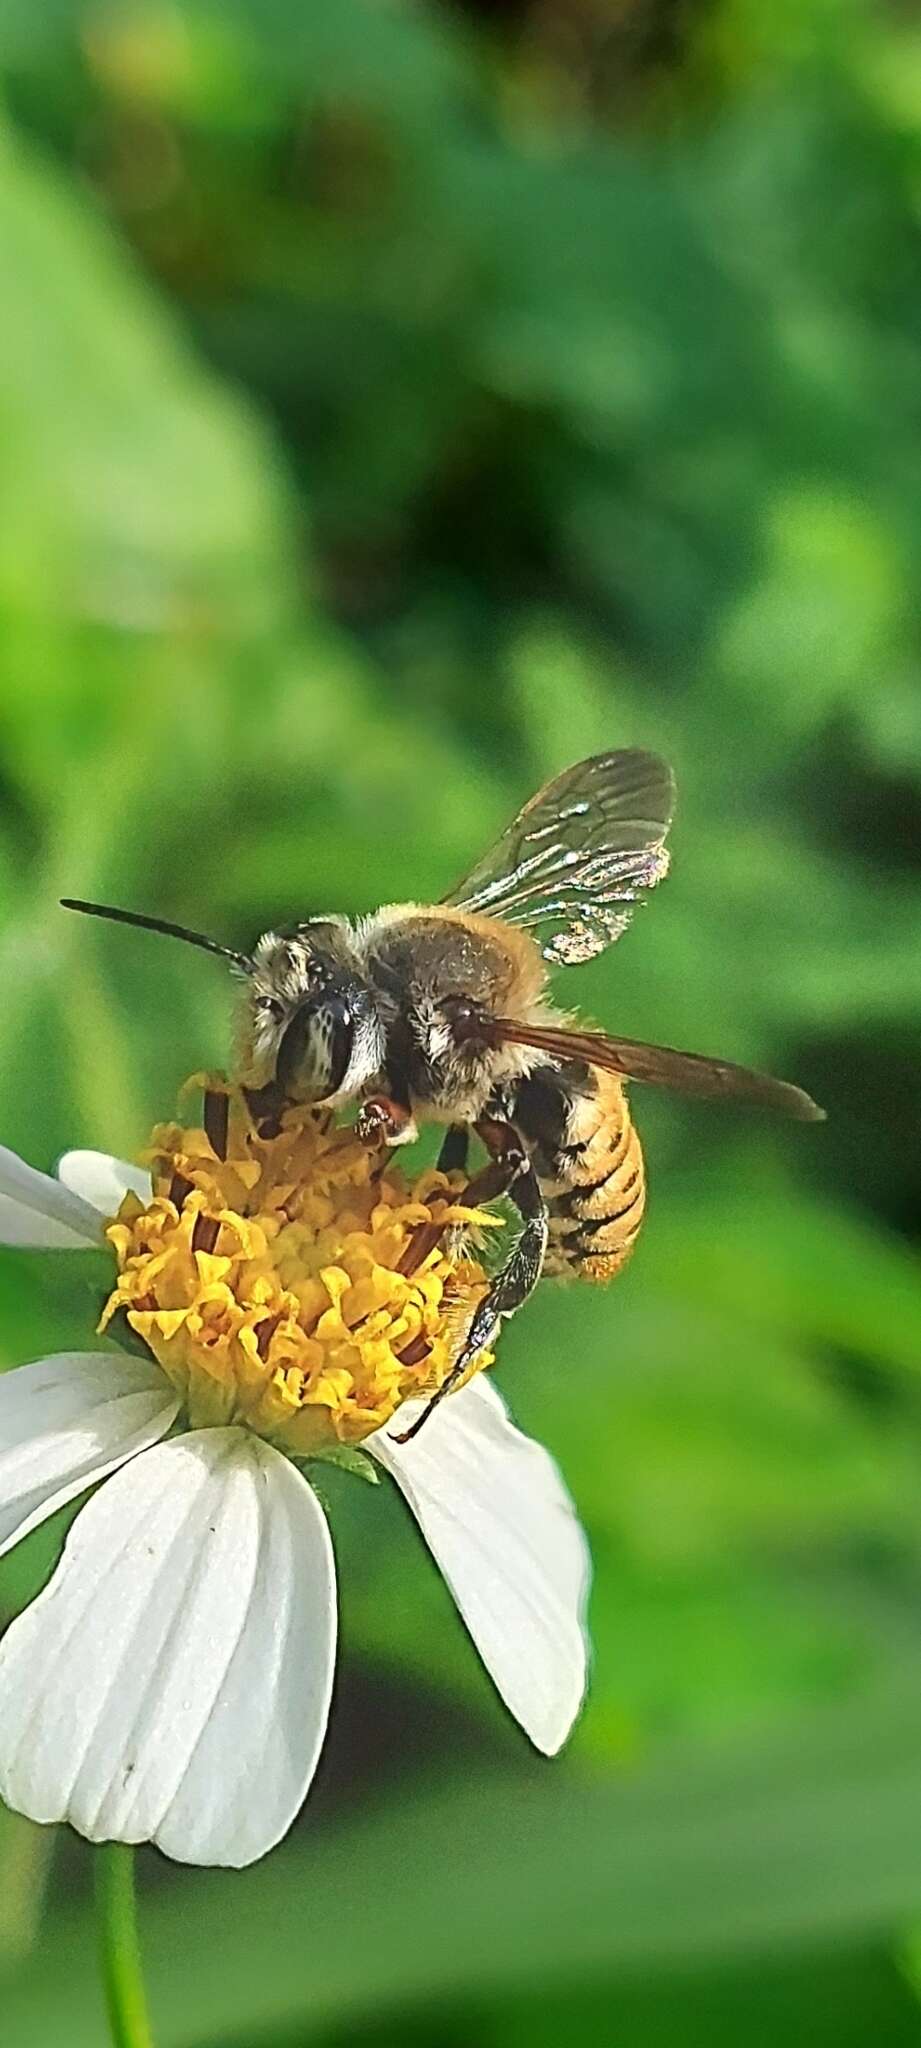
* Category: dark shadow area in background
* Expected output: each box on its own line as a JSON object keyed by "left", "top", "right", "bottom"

{"left": 46, "top": 1659, "right": 525, "bottom": 1914}
{"left": 222, "top": 1949, "right": 921, "bottom": 2048}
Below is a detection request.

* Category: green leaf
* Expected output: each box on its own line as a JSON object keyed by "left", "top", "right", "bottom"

{"left": 298, "top": 1443, "right": 379, "bottom": 1486}
{"left": 0, "top": 121, "right": 296, "bottom": 644}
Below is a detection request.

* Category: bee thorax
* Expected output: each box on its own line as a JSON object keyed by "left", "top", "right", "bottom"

{"left": 354, "top": 903, "right": 551, "bottom": 1119}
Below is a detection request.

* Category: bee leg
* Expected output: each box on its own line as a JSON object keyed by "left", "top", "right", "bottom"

{"left": 241, "top": 1080, "right": 287, "bottom": 1140}
{"left": 437, "top": 1125, "right": 469, "bottom": 1173}
{"left": 356, "top": 1093, "right": 418, "bottom": 1148}
{"left": 391, "top": 1128, "right": 548, "bottom": 1445}
{"left": 397, "top": 1140, "right": 508, "bottom": 1278}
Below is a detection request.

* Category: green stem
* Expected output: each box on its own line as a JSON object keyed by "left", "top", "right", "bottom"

{"left": 0, "top": 1812, "right": 55, "bottom": 1962}
{"left": 95, "top": 1844, "right": 155, "bottom": 2048}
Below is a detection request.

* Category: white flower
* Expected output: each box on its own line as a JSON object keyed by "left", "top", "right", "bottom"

{"left": 0, "top": 1142, "right": 591, "bottom": 1868}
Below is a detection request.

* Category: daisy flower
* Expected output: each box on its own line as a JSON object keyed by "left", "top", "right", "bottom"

{"left": 0, "top": 1086, "right": 590, "bottom": 1868}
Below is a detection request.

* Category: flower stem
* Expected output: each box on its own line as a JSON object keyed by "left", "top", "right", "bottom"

{"left": 0, "top": 1812, "right": 55, "bottom": 1962}
{"left": 95, "top": 1844, "right": 155, "bottom": 2048}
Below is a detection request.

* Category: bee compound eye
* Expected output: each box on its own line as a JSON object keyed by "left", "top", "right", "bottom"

{"left": 276, "top": 994, "right": 355, "bottom": 1101}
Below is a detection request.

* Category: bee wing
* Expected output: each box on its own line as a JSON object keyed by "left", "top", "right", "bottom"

{"left": 493, "top": 1018, "right": 825, "bottom": 1121}
{"left": 443, "top": 750, "right": 676, "bottom": 965}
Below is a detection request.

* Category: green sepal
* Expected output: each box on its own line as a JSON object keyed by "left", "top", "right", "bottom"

{"left": 97, "top": 1304, "right": 158, "bottom": 1362}
{"left": 296, "top": 1443, "right": 380, "bottom": 1485}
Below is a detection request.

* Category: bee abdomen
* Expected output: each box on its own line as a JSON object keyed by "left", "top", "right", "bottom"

{"left": 520, "top": 1067, "right": 645, "bottom": 1284}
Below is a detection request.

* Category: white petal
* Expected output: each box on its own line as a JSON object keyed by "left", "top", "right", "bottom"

{"left": 57, "top": 1150, "right": 151, "bottom": 1217}
{"left": 369, "top": 1375, "right": 591, "bottom": 1755}
{"left": 0, "top": 1429, "right": 337, "bottom": 1867}
{"left": 0, "top": 1352, "right": 179, "bottom": 1559}
{"left": 0, "top": 1146, "right": 103, "bottom": 1249}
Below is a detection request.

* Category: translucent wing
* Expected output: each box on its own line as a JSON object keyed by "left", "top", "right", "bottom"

{"left": 444, "top": 750, "right": 676, "bottom": 965}
{"left": 492, "top": 1018, "right": 825, "bottom": 1122}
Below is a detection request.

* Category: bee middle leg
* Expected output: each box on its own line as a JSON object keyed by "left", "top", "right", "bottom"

{"left": 391, "top": 1116, "right": 548, "bottom": 1444}
{"left": 437, "top": 1124, "right": 469, "bottom": 1173}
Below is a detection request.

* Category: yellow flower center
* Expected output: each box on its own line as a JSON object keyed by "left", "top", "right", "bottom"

{"left": 99, "top": 1085, "right": 500, "bottom": 1454}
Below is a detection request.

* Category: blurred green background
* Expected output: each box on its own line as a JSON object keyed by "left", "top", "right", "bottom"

{"left": 2, "top": 0, "right": 921, "bottom": 2041}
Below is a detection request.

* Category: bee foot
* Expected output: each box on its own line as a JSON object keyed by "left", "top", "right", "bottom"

{"left": 356, "top": 1096, "right": 418, "bottom": 1148}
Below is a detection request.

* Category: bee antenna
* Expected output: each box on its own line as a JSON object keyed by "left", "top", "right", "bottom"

{"left": 60, "top": 898, "right": 254, "bottom": 974}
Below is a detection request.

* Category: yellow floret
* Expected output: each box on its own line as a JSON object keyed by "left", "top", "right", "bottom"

{"left": 99, "top": 1085, "right": 501, "bottom": 1452}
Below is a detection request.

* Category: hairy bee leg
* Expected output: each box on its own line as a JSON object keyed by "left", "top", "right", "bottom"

{"left": 461, "top": 1119, "right": 549, "bottom": 1339}
{"left": 356, "top": 1094, "right": 418, "bottom": 1147}
{"left": 397, "top": 1145, "right": 513, "bottom": 1278}
{"left": 392, "top": 1135, "right": 548, "bottom": 1445}
{"left": 437, "top": 1124, "right": 469, "bottom": 1174}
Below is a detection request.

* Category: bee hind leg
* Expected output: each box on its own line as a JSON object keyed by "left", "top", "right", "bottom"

{"left": 391, "top": 1124, "right": 547, "bottom": 1444}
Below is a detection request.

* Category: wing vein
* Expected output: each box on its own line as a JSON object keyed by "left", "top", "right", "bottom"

{"left": 443, "top": 750, "right": 676, "bottom": 966}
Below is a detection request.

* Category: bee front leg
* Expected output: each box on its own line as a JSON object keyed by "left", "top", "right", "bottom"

{"left": 241, "top": 1080, "right": 288, "bottom": 1140}
{"left": 391, "top": 1121, "right": 548, "bottom": 1444}
{"left": 355, "top": 1093, "right": 419, "bottom": 1148}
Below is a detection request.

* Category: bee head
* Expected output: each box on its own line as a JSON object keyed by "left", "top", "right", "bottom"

{"left": 248, "top": 921, "right": 384, "bottom": 1104}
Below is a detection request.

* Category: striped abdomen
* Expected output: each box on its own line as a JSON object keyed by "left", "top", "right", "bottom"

{"left": 516, "top": 1064, "right": 646, "bottom": 1283}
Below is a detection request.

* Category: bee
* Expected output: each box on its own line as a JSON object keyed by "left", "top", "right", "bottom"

{"left": 63, "top": 750, "right": 823, "bottom": 1439}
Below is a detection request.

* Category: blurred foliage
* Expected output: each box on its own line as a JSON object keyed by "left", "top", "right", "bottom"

{"left": 1, "top": 0, "right": 921, "bottom": 2043}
